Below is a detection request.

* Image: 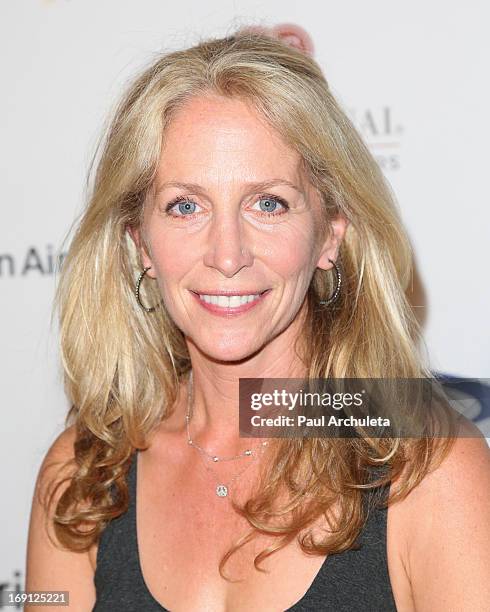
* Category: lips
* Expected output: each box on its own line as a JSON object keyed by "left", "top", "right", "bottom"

{"left": 190, "top": 289, "right": 269, "bottom": 297}
{"left": 189, "top": 288, "right": 271, "bottom": 316}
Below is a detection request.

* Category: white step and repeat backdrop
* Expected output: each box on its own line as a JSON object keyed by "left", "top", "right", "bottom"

{"left": 1, "top": 0, "right": 489, "bottom": 596}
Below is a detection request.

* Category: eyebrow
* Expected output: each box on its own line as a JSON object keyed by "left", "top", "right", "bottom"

{"left": 153, "top": 179, "right": 304, "bottom": 196}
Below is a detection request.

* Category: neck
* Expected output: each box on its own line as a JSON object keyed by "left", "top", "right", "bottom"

{"left": 183, "top": 344, "right": 307, "bottom": 456}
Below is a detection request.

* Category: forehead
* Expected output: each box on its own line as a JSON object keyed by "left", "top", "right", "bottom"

{"left": 156, "top": 94, "right": 304, "bottom": 184}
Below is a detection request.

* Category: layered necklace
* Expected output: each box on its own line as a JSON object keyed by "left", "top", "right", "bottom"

{"left": 185, "top": 370, "right": 269, "bottom": 498}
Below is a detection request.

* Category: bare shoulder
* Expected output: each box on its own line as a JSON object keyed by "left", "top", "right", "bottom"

{"left": 393, "top": 422, "right": 490, "bottom": 611}
{"left": 25, "top": 424, "right": 97, "bottom": 611}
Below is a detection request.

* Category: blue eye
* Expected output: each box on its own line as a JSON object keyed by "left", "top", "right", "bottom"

{"left": 177, "top": 201, "right": 196, "bottom": 214}
{"left": 259, "top": 197, "right": 278, "bottom": 212}
{"left": 165, "top": 197, "right": 200, "bottom": 217}
{"left": 252, "top": 194, "right": 289, "bottom": 216}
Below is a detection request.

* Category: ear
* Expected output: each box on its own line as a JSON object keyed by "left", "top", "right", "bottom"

{"left": 316, "top": 213, "right": 350, "bottom": 270}
{"left": 126, "top": 225, "right": 157, "bottom": 279}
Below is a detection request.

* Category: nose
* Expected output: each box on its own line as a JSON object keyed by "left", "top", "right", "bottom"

{"left": 202, "top": 209, "right": 253, "bottom": 277}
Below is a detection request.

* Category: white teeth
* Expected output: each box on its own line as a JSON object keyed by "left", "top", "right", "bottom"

{"left": 198, "top": 293, "right": 261, "bottom": 307}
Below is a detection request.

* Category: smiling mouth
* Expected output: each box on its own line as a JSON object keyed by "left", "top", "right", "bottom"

{"left": 192, "top": 290, "right": 269, "bottom": 308}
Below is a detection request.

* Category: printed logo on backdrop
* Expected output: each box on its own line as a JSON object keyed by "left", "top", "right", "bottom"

{"left": 233, "top": 24, "right": 405, "bottom": 174}
{"left": 348, "top": 106, "right": 404, "bottom": 172}
{"left": 0, "top": 246, "right": 66, "bottom": 278}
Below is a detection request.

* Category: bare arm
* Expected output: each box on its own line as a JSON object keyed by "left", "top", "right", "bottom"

{"left": 25, "top": 425, "right": 97, "bottom": 611}
{"left": 405, "top": 425, "right": 490, "bottom": 611}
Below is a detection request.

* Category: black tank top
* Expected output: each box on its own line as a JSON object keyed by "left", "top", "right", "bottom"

{"left": 93, "top": 451, "right": 397, "bottom": 611}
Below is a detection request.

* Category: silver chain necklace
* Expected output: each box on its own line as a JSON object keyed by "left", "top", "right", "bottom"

{"left": 185, "top": 370, "right": 268, "bottom": 497}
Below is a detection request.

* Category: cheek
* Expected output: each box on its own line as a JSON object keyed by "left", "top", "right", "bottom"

{"left": 266, "top": 224, "right": 317, "bottom": 283}
{"left": 146, "top": 234, "right": 193, "bottom": 300}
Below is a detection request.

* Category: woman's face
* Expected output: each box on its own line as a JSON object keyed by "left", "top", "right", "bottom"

{"left": 132, "top": 93, "right": 348, "bottom": 362}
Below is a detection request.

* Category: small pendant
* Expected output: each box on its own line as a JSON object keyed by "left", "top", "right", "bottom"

{"left": 216, "top": 484, "right": 228, "bottom": 497}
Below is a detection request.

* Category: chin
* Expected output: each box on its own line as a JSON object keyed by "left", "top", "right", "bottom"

{"left": 189, "top": 333, "right": 265, "bottom": 363}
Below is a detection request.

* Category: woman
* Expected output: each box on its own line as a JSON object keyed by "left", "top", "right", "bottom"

{"left": 25, "top": 29, "right": 490, "bottom": 611}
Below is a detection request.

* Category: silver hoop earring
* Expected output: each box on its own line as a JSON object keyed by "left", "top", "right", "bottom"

{"left": 135, "top": 266, "right": 162, "bottom": 313}
{"left": 318, "top": 258, "right": 342, "bottom": 306}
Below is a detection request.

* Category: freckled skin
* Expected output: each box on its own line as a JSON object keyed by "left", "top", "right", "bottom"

{"left": 131, "top": 93, "right": 348, "bottom": 367}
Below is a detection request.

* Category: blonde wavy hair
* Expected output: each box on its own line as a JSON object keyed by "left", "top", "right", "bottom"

{"left": 46, "top": 28, "right": 456, "bottom": 578}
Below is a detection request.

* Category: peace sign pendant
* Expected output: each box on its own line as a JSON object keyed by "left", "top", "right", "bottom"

{"left": 216, "top": 484, "right": 228, "bottom": 497}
